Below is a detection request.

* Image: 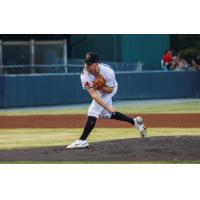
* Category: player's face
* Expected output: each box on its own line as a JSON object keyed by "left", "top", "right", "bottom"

{"left": 85, "top": 63, "right": 99, "bottom": 75}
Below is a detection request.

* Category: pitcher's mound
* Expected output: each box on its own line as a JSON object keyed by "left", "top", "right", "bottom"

{"left": 0, "top": 136, "right": 200, "bottom": 163}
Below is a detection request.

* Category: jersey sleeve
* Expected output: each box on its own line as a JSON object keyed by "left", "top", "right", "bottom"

{"left": 106, "top": 68, "right": 116, "bottom": 88}
{"left": 80, "top": 74, "right": 93, "bottom": 90}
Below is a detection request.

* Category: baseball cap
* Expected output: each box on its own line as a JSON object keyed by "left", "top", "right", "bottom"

{"left": 84, "top": 52, "right": 99, "bottom": 65}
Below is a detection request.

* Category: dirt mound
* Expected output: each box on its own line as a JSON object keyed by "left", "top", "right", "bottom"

{"left": 1, "top": 136, "right": 200, "bottom": 162}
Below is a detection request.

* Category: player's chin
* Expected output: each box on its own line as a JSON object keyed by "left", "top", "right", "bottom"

{"left": 90, "top": 71, "right": 96, "bottom": 75}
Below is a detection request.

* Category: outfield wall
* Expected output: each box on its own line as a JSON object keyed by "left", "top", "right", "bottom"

{"left": 0, "top": 71, "right": 200, "bottom": 108}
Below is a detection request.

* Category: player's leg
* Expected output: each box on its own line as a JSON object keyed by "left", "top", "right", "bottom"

{"left": 110, "top": 111, "right": 134, "bottom": 125}
{"left": 111, "top": 112, "right": 147, "bottom": 137}
{"left": 100, "top": 101, "right": 135, "bottom": 125}
{"left": 79, "top": 116, "right": 97, "bottom": 140}
{"left": 78, "top": 99, "right": 105, "bottom": 140}
{"left": 100, "top": 97, "right": 147, "bottom": 138}
{"left": 100, "top": 85, "right": 134, "bottom": 124}
{"left": 66, "top": 99, "right": 104, "bottom": 149}
{"left": 99, "top": 93, "right": 135, "bottom": 125}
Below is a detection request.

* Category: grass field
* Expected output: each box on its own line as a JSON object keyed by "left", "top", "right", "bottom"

{"left": 0, "top": 100, "right": 200, "bottom": 116}
{"left": 0, "top": 100, "right": 200, "bottom": 151}
{"left": 0, "top": 128, "right": 200, "bottom": 150}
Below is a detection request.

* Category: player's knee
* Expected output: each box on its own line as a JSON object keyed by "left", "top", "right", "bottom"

{"left": 101, "top": 113, "right": 112, "bottom": 119}
{"left": 88, "top": 111, "right": 99, "bottom": 118}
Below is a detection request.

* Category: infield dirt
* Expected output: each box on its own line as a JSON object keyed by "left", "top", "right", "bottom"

{"left": 0, "top": 113, "right": 200, "bottom": 128}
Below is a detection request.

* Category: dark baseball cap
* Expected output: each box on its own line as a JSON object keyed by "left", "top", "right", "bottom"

{"left": 84, "top": 52, "right": 99, "bottom": 65}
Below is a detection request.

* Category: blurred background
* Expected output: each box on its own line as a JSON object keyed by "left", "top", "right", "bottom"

{"left": 0, "top": 34, "right": 199, "bottom": 108}
{"left": 0, "top": 34, "right": 200, "bottom": 74}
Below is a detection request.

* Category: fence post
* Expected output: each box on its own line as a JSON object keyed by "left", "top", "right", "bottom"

{"left": 63, "top": 39, "right": 68, "bottom": 73}
{"left": 30, "top": 39, "right": 35, "bottom": 73}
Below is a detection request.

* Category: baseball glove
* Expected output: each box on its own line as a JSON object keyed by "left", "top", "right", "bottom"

{"left": 93, "top": 74, "right": 106, "bottom": 90}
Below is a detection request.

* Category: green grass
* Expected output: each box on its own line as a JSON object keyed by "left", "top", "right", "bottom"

{"left": 117, "top": 101, "right": 200, "bottom": 114}
{"left": 0, "top": 128, "right": 200, "bottom": 150}
{"left": 0, "top": 101, "right": 200, "bottom": 116}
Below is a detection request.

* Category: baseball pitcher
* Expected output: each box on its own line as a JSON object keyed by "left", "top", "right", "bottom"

{"left": 67, "top": 52, "right": 147, "bottom": 149}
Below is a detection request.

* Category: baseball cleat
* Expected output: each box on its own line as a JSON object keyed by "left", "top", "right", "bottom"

{"left": 133, "top": 116, "right": 147, "bottom": 138}
{"left": 66, "top": 140, "right": 89, "bottom": 149}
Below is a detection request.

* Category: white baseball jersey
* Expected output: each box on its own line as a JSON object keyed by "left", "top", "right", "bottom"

{"left": 80, "top": 63, "right": 118, "bottom": 96}
{"left": 80, "top": 63, "right": 118, "bottom": 118}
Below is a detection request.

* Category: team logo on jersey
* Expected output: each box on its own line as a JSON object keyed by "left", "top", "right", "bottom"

{"left": 84, "top": 81, "right": 90, "bottom": 87}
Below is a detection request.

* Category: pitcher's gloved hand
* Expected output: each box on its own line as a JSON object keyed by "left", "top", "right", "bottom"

{"left": 93, "top": 74, "right": 106, "bottom": 90}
